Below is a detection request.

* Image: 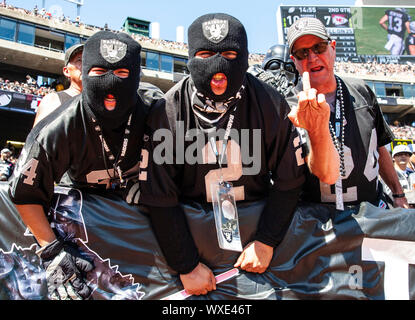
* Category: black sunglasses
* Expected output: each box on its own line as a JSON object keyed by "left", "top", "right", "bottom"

{"left": 292, "top": 41, "right": 330, "bottom": 60}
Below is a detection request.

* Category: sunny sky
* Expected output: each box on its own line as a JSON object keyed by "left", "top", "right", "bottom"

{"left": 9, "top": 0, "right": 358, "bottom": 54}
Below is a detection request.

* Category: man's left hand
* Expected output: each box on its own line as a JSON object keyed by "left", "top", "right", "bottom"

{"left": 234, "top": 241, "right": 274, "bottom": 273}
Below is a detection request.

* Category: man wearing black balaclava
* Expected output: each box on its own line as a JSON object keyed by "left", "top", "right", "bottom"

{"left": 137, "top": 13, "right": 338, "bottom": 296}
{"left": 9, "top": 30, "right": 147, "bottom": 300}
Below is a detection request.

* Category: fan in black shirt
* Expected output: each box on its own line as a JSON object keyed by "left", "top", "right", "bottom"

{"left": 9, "top": 31, "right": 147, "bottom": 300}
{"left": 138, "top": 13, "right": 339, "bottom": 296}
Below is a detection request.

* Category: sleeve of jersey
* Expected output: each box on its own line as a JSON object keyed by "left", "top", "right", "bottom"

{"left": 367, "top": 85, "right": 395, "bottom": 147}
{"left": 138, "top": 101, "right": 182, "bottom": 207}
{"left": 8, "top": 141, "right": 58, "bottom": 209}
{"left": 269, "top": 105, "right": 306, "bottom": 191}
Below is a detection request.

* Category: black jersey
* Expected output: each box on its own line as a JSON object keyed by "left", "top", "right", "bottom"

{"left": 139, "top": 73, "right": 306, "bottom": 207}
{"left": 385, "top": 9, "right": 409, "bottom": 39}
{"left": 286, "top": 77, "right": 394, "bottom": 206}
{"left": 405, "top": 33, "right": 415, "bottom": 53}
{"left": 9, "top": 95, "right": 147, "bottom": 209}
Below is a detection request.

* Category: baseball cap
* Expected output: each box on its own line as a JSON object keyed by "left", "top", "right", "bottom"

{"left": 64, "top": 43, "right": 84, "bottom": 66}
{"left": 392, "top": 144, "right": 413, "bottom": 157}
{"left": 1, "top": 148, "right": 11, "bottom": 154}
{"left": 287, "top": 17, "right": 331, "bottom": 54}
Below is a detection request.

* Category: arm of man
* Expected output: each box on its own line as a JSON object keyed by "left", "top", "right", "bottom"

{"left": 33, "top": 92, "right": 61, "bottom": 127}
{"left": 147, "top": 205, "right": 216, "bottom": 295}
{"left": 288, "top": 72, "right": 340, "bottom": 185}
{"left": 379, "top": 14, "right": 388, "bottom": 31}
{"left": 16, "top": 204, "right": 56, "bottom": 246}
{"left": 378, "top": 145, "right": 409, "bottom": 208}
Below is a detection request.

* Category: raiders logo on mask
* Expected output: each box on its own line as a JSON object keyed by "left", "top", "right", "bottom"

{"left": 100, "top": 39, "right": 127, "bottom": 63}
{"left": 202, "top": 19, "right": 229, "bottom": 43}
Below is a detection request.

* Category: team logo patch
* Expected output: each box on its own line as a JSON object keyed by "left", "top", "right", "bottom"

{"left": 100, "top": 39, "right": 127, "bottom": 63}
{"left": 202, "top": 19, "right": 229, "bottom": 43}
{"left": 295, "top": 19, "right": 308, "bottom": 31}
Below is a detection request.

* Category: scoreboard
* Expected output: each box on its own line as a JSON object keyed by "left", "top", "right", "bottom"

{"left": 277, "top": 5, "right": 358, "bottom": 61}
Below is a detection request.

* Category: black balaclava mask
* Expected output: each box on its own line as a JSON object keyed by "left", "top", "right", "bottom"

{"left": 82, "top": 31, "right": 141, "bottom": 128}
{"left": 187, "top": 13, "right": 249, "bottom": 102}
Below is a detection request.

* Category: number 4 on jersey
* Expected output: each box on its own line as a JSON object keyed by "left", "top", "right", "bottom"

{"left": 20, "top": 158, "right": 39, "bottom": 186}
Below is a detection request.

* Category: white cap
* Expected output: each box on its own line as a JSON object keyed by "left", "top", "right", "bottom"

{"left": 1, "top": 148, "right": 11, "bottom": 154}
{"left": 392, "top": 144, "right": 412, "bottom": 157}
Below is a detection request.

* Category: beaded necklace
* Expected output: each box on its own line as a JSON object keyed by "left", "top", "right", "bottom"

{"left": 328, "top": 76, "right": 346, "bottom": 178}
{"left": 328, "top": 76, "right": 346, "bottom": 210}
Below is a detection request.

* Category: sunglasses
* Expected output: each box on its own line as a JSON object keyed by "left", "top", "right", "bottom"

{"left": 292, "top": 41, "right": 330, "bottom": 60}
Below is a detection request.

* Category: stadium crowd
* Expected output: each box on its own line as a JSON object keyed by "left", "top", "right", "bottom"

{"left": 390, "top": 125, "right": 415, "bottom": 140}
{"left": 0, "top": 76, "right": 56, "bottom": 97}
{"left": 1, "top": 1, "right": 266, "bottom": 61}
{"left": 334, "top": 60, "right": 415, "bottom": 82}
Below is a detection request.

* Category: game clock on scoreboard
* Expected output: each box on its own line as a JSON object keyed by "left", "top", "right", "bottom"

{"left": 279, "top": 5, "right": 358, "bottom": 60}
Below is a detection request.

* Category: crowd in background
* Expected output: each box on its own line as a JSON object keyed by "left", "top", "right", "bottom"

{"left": 390, "top": 125, "right": 415, "bottom": 140}
{"left": 334, "top": 61, "right": 415, "bottom": 81}
{"left": 0, "top": 76, "right": 56, "bottom": 97}
{"left": 1, "top": 0, "right": 415, "bottom": 141}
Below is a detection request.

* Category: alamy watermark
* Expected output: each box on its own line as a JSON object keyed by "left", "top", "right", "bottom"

{"left": 150, "top": 121, "right": 263, "bottom": 176}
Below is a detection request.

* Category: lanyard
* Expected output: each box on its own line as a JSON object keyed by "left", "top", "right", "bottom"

{"left": 88, "top": 111, "right": 133, "bottom": 186}
{"left": 208, "top": 105, "right": 238, "bottom": 181}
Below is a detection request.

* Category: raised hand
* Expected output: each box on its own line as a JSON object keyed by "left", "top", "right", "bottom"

{"left": 288, "top": 71, "right": 331, "bottom": 135}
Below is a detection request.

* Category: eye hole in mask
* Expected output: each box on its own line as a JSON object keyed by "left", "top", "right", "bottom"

{"left": 195, "top": 50, "right": 238, "bottom": 60}
{"left": 88, "top": 67, "right": 130, "bottom": 78}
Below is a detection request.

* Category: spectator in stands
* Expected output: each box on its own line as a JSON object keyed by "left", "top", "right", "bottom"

{"left": 392, "top": 145, "right": 415, "bottom": 193}
{"left": 33, "top": 43, "right": 83, "bottom": 126}
{"left": 0, "top": 148, "right": 14, "bottom": 181}
{"left": 285, "top": 17, "right": 408, "bottom": 209}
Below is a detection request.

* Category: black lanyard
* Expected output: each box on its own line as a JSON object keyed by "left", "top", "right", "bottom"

{"left": 88, "top": 110, "right": 133, "bottom": 187}
{"left": 208, "top": 104, "right": 238, "bottom": 172}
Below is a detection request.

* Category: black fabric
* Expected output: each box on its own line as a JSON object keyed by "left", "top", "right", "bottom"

{"left": 81, "top": 31, "right": 142, "bottom": 128}
{"left": 254, "top": 186, "right": 302, "bottom": 247}
{"left": 187, "top": 13, "right": 249, "bottom": 101}
{"left": 285, "top": 76, "right": 394, "bottom": 206}
{"left": 8, "top": 95, "right": 146, "bottom": 209}
{"left": 147, "top": 205, "right": 200, "bottom": 274}
{"left": 384, "top": 9, "right": 409, "bottom": 39}
{"left": 139, "top": 73, "right": 306, "bottom": 207}
{"left": 139, "top": 73, "right": 305, "bottom": 275}
{"left": 2, "top": 184, "right": 415, "bottom": 300}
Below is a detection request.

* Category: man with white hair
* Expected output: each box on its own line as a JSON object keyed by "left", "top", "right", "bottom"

{"left": 286, "top": 17, "right": 408, "bottom": 209}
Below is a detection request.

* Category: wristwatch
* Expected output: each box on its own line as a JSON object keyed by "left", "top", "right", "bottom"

{"left": 392, "top": 193, "right": 406, "bottom": 198}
